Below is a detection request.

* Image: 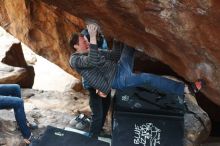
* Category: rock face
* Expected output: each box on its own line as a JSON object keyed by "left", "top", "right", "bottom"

{"left": 0, "top": 63, "right": 26, "bottom": 84}
{"left": 40, "top": 0, "right": 220, "bottom": 106}
{"left": 0, "top": 0, "right": 84, "bottom": 79}
{"left": 0, "top": 0, "right": 220, "bottom": 106}
{"left": 1, "top": 43, "right": 35, "bottom": 87}
{"left": 0, "top": 32, "right": 35, "bottom": 87}
{"left": 184, "top": 94, "right": 211, "bottom": 145}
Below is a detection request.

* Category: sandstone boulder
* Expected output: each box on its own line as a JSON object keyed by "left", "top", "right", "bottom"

{"left": 0, "top": 0, "right": 220, "bottom": 106}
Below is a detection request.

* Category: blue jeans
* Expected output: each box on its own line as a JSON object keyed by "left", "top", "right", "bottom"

{"left": 88, "top": 88, "right": 111, "bottom": 137}
{"left": 112, "top": 45, "right": 185, "bottom": 96}
{"left": 0, "top": 84, "right": 31, "bottom": 139}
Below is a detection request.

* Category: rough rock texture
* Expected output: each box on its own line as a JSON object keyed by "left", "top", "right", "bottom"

{"left": 0, "top": 0, "right": 220, "bottom": 106}
{"left": 1, "top": 43, "right": 35, "bottom": 88}
{"left": 184, "top": 93, "right": 211, "bottom": 145}
{"left": 0, "top": 63, "right": 26, "bottom": 84}
{"left": 0, "top": 0, "right": 84, "bottom": 79}
{"left": 0, "top": 33, "right": 35, "bottom": 87}
{"left": 39, "top": 0, "right": 220, "bottom": 106}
